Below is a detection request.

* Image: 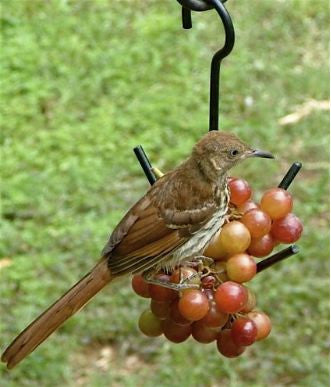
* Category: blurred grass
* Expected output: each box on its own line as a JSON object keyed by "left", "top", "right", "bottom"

{"left": 0, "top": 0, "right": 329, "bottom": 386}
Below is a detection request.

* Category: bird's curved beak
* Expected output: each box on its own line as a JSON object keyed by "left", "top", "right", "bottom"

{"left": 247, "top": 149, "right": 275, "bottom": 159}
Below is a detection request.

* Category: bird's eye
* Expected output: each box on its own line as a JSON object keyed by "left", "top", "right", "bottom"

{"left": 229, "top": 149, "right": 239, "bottom": 157}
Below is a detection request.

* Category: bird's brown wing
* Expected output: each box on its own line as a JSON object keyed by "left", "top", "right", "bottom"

{"left": 102, "top": 175, "right": 218, "bottom": 275}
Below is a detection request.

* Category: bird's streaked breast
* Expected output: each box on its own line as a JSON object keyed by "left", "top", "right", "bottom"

{"left": 165, "top": 184, "right": 229, "bottom": 268}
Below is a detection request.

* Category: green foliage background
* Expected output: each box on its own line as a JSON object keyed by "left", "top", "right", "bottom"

{"left": 1, "top": 0, "right": 329, "bottom": 386}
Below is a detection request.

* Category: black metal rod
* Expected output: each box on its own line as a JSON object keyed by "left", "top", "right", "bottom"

{"left": 278, "top": 162, "right": 302, "bottom": 190}
{"left": 209, "top": 0, "right": 235, "bottom": 131}
{"left": 133, "top": 146, "right": 156, "bottom": 185}
{"left": 182, "top": 7, "right": 192, "bottom": 29}
{"left": 256, "top": 245, "right": 299, "bottom": 273}
{"left": 177, "top": 0, "right": 213, "bottom": 12}
{"left": 178, "top": 0, "right": 235, "bottom": 132}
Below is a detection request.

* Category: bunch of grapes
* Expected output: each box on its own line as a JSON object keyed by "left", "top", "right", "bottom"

{"left": 206, "top": 176, "right": 303, "bottom": 260}
{"left": 131, "top": 172, "right": 303, "bottom": 358}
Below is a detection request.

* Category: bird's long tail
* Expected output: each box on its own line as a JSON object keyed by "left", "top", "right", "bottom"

{"left": 1, "top": 257, "right": 113, "bottom": 369}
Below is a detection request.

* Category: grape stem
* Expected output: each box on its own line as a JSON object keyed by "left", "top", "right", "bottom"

{"left": 256, "top": 245, "right": 299, "bottom": 273}
{"left": 278, "top": 162, "right": 302, "bottom": 190}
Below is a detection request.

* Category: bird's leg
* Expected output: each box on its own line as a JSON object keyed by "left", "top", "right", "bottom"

{"left": 182, "top": 255, "right": 217, "bottom": 281}
{"left": 142, "top": 255, "right": 218, "bottom": 290}
{"left": 185, "top": 255, "right": 214, "bottom": 271}
{"left": 142, "top": 268, "right": 200, "bottom": 291}
{"left": 193, "top": 255, "right": 215, "bottom": 266}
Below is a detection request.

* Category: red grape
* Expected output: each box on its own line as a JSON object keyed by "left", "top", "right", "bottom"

{"left": 178, "top": 290, "right": 209, "bottom": 321}
{"left": 216, "top": 329, "right": 245, "bottom": 358}
{"left": 204, "top": 230, "right": 228, "bottom": 260}
{"left": 170, "top": 267, "right": 200, "bottom": 287}
{"left": 231, "top": 318, "right": 257, "bottom": 346}
{"left": 150, "top": 299, "right": 171, "bottom": 320}
{"left": 192, "top": 320, "right": 218, "bottom": 343}
{"left": 214, "top": 261, "right": 229, "bottom": 282}
{"left": 149, "top": 274, "right": 177, "bottom": 302}
{"left": 226, "top": 253, "right": 257, "bottom": 283}
{"left": 238, "top": 200, "right": 259, "bottom": 214}
{"left": 228, "top": 178, "right": 252, "bottom": 206}
{"left": 215, "top": 281, "right": 248, "bottom": 313}
{"left": 241, "top": 288, "right": 257, "bottom": 313}
{"left": 202, "top": 288, "right": 215, "bottom": 301}
{"left": 241, "top": 209, "right": 271, "bottom": 238}
{"left": 260, "top": 188, "right": 293, "bottom": 220}
{"left": 138, "top": 310, "right": 163, "bottom": 337}
{"left": 132, "top": 274, "right": 150, "bottom": 298}
{"left": 161, "top": 319, "right": 191, "bottom": 343}
{"left": 271, "top": 213, "right": 303, "bottom": 243}
{"left": 201, "top": 275, "right": 216, "bottom": 289}
{"left": 219, "top": 221, "right": 251, "bottom": 255}
{"left": 247, "top": 311, "right": 272, "bottom": 340}
{"left": 248, "top": 234, "right": 275, "bottom": 257}
{"left": 169, "top": 300, "right": 191, "bottom": 325}
{"left": 200, "top": 301, "right": 228, "bottom": 328}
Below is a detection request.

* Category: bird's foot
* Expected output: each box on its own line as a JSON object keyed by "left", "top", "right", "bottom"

{"left": 180, "top": 255, "right": 217, "bottom": 283}
{"left": 142, "top": 268, "right": 200, "bottom": 291}
{"left": 190, "top": 255, "right": 215, "bottom": 266}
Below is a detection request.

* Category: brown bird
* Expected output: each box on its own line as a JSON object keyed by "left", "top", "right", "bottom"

{"left": 1, "top": 131, "right": 273, "bottom": 368}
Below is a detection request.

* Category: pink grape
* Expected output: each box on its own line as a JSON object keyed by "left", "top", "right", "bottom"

{"left": 150, "top": 300, "right": 170, "bottom": 320}
{"left": 271, "top": 213, "right": 303, "bottom": 243}
{"left": 247, "top": 311, "right": 272, "bottom": 341}
{"left": 248, "top": 234, "right": 275, "bottom": 257}
{"left": 219, "top": 221, "right": 251, "bottom": 255}
{"left": 132, "top": 275, "right": 150, "bottom": 298}
{"left": 229, "top": 178, "right": 252, "bottom": 206}
{"left": 231, "top": 318, "right": 257, "bottom": 346}
{"left": 178, "top": 290, "right": 209, "bottom": 321}
{"left": 241, "top": 288, "right": 257, "bottom": 313}
{"left": 226, "top": 253, "right": 257, "bottom": 283}
{"left": 201, "top": 275, "right": 216, "bottom": 289}
{"left": 192, "top": 320, "right": 218, "bottom": 343}
{"left": 241, "top": 209, "right": 272, "bottom": 238}
{"left": 238, "top": 200, "right": 259, "bottom": 214}
{"left": 217, "top": 329, "right": 245, "bottom": 358}
{"left": 215, "top": 281, "right": 248, "bottom": 313}
{"left": 149, "top": 274, "right": 177, "bottom": 302}
{"left": 161, "top": 319, "right": 191, "bottom": 343}
{"left": 260, "top": 188, "right": 293, "bottom": 220}
{"left": 169, "top": 300, "right": 191, "bottom": 326}
{"left": 200, "top": 301, "right": 228, "bottom": 328}
{"left": 204, "top": 230, "right": 228, "bottom": 260}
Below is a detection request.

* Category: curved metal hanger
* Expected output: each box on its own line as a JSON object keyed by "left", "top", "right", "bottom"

{"left": 134, "top": 0, "right": 235, "bottom": 184}
{"left": 177, "top": 0, "right": 235, "bottom": 131}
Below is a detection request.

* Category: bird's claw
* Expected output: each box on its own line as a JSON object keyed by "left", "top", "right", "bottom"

{"left": 142, "top": 268, "right": 199, "bottom": 291}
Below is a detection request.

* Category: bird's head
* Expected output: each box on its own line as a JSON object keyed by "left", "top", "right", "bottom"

{"left": 192, "top": 131, "right": 274, "bottom": 182}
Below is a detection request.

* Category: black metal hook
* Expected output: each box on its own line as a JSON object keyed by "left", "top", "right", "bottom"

{"left": 179, "top": 0, "right": 213, "bottom": 28}
{"left": 178, "top": 0, "right": 226, "bottom": 28}
{"left": 177, "top": 0, "right": 234, "bottom": 131}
